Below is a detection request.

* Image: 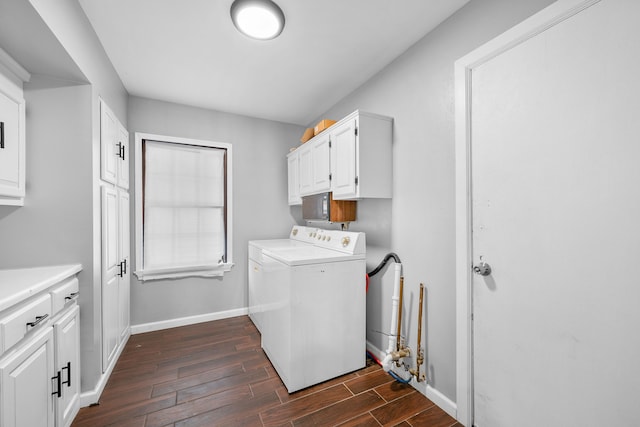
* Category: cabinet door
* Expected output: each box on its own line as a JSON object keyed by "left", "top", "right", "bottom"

{"left": 100, "top": 100, "right": 118, "bottom": 185}
{"left": 117, "top": 124, "right": 129, "bottom": 190}
{"left": 311, "top": 134, "right": 331, "bottom": 193}
{"left": 287, "top": 152, "right": 301, "bottom": 205}
{"left": 0, "top": 327, "right": 55, "bottom": 427}
{"left": 0, "top": 90, "right": 25, "bottom": 203}
{"left": 298, "top": 144, "right": 313, "bottom": 196}
{"left": 330, "top": 118, "right": 358, "bottom": 199}
{"left": 118, "top": 190, "right": 130, "bottom": 343}
{"left": 54, "top": 305, "right": 80, "bottom": 427}
{"left": 101, "top": 186, "right": 119, "bottom": 371}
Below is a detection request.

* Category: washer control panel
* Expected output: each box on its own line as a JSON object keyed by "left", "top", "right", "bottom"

{"left": 290, "top": 226, "right": 365, "bottom": 254}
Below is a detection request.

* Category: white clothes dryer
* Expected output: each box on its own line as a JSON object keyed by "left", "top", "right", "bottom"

{"left": 257, "top": 227, "right": 366, "bottom": 393}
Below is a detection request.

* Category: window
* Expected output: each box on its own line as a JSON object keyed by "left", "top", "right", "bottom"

{"left": 134, "top": 133, "right": 233, "bottom": 280}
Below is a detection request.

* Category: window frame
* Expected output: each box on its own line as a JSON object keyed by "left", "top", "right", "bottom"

{"left": 134, "top": 132, "right": 233, "bottom": 281}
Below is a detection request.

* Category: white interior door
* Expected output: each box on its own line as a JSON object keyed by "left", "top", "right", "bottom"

{"left": 466, "top": 1, "right": 640, "bottom": 426}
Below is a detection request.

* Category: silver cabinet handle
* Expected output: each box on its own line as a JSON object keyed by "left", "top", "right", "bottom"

{"left": 26, "top": 314, "right": 49, "bottom": 328}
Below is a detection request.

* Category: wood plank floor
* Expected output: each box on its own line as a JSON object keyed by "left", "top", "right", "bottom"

{"left": 72, "top": 316, "right": 461, "bottom": 427}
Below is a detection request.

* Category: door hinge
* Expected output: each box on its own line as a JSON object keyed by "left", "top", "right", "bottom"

{"left": 355, "top": 127, "right": 358, "bottom": 136}
{"left": 355, "top": 176, "right": 359, "bottom": 185}
{"left": 328, "top": 138, "right": 332, "bottom": 148}
{"left": 329, "top": 173, "right": 332, "bottom": 181}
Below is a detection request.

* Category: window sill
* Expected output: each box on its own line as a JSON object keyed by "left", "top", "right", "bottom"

{"left": 134, "top": 263, "right": 234, "bottom": 281}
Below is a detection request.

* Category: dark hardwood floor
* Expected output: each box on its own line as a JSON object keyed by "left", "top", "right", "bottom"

{"left": 72, "top": 316, "right": 461, "bottom": 426}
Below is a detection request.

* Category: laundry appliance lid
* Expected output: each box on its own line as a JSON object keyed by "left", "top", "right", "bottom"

{"left": 262, "top": 245, "right": 365, "bottom": 266}
{"left": 248, "top": 238, "right": 311, "bottom": 250}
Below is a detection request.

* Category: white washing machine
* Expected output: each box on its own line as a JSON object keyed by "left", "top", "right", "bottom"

{"left": 255, "top": 226, "right": 366, "bottom": 393}
{"left": 247, "top": 229, "right": 314, "bottom": 332}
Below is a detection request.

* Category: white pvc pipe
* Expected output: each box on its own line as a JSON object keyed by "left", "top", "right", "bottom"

{"left": 382, "top": 263, "right": 402, "bottom": 372}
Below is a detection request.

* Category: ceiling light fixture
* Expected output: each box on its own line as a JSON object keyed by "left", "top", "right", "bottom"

{"left": 230, "top": 0, "right": 285, "bottom": 40}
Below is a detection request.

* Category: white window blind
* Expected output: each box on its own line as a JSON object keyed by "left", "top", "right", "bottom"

{"left": 142, "top": 140, "right": 227, "bottom": 275}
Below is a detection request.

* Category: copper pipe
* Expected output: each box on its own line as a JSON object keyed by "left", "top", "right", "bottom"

{"left": 396, "top": 276, "right": 404, "bottom": 351}
{"left": 416, "top": 283, "right": 424, "bottom": 357}
{"left": 410, "top": 283, "right": 425, "bottom": 382}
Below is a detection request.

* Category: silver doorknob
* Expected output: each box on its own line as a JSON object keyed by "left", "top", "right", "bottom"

{"left": 473, "top": 261, "right": 492, "bottom": 276}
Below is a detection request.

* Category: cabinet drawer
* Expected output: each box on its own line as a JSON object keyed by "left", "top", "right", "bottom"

{"left": 0, "top": 293, "right": 52, "bottom": 354}
{"left": 51, "top": 277, "right": 79, "bottom": 313}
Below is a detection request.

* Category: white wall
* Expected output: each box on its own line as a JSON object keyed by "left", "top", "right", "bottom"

{"left": 127, "top": 96, "right": 304, "bottom": 326}
{"left": 25, "top": 0, "right": 128, "bottom": 393}
{"left": 314, "top": 0, "right": 556, "bottom": 404}
{"left": 0, "top": 79, "right": 96, "bottom": 387}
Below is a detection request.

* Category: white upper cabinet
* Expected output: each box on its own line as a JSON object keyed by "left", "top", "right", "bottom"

{"left": 117, "top": 123, "right": 130, "bottom": 190}
{"left": 298, "top": 133, "right": 332, "bottom": 198}
{"left": 311, "top": 133, "right": 332, "bottom": 194}
{"left": 0, "top": 48, "right": 29, "bottom": 206}
{"left": 329, "top": 118, "right": 358, "bottom": 199}
{"left": 100, "top": 99, "right": 129, "bottom": 189}
{"left": 289, "top": 110, "right": 393, "bottom": 202}
{"left": 297, "top": 143, "right": 313, "bottom": 196}
{"left": 287, "top": 150, "right": 301, "bottom": 205}
{"left": 330, "top": 111, "right": 393, "bottom": 200}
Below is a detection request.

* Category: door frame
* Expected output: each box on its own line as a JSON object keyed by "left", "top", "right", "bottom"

{"left": 453, "top": 0, "right": 600, "bottom": 425}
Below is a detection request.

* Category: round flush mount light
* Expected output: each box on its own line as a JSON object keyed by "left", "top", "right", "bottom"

{"left": 230, "top": 0, "right": 285, "bottom": 40}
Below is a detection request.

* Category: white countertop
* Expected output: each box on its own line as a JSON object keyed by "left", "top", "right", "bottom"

{"left": 0, "top": 264, "right": 82, "bottom": 312}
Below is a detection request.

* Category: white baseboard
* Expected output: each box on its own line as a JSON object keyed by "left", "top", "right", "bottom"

{"left": 130, "top": 307, "right": 249, "bottom": 335}
{"left": 79, "top": 329, "right": 131, "bottom": 407}
{"left": 424, "top": 383, "right": 457, "bottom": 419}
{"left": 365, "top": 340, "right": 457, "bottom": 419}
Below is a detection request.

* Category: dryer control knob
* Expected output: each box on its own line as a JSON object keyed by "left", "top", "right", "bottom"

{"left": 341, "top": 237, "right": 350, "bottom": 247}
{"left": 327, "top": 236, "right": 331, "bottom": 241}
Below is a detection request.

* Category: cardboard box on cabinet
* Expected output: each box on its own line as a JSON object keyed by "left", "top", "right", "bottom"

{"left": 300, "top": 128, "right": 314, "bottom": 143}
{"left": 313, "top": 119, "right": 336, "bottom": 135}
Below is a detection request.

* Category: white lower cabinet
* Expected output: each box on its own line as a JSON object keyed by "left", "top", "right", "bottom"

{"left": 0, "top": 265, "right": 81, "bottom": 427}
{"left": 53, "top": 305, "right": 80, "bottom": 427}
{"left": 0, "top": 327, "right": 55, "bottom": 427}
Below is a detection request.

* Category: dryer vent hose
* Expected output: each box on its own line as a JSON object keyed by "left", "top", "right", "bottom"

{"left": 367, "top": 253, "right": 401, "bottom": 277}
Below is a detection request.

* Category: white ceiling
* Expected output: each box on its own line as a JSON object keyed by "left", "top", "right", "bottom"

{"left": 78, "top": 0, "right": 469, "bottom": 126}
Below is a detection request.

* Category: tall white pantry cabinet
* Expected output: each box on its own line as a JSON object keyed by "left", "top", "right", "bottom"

{"left": 99, "top": 99, "right": 131, "bottom": 373}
